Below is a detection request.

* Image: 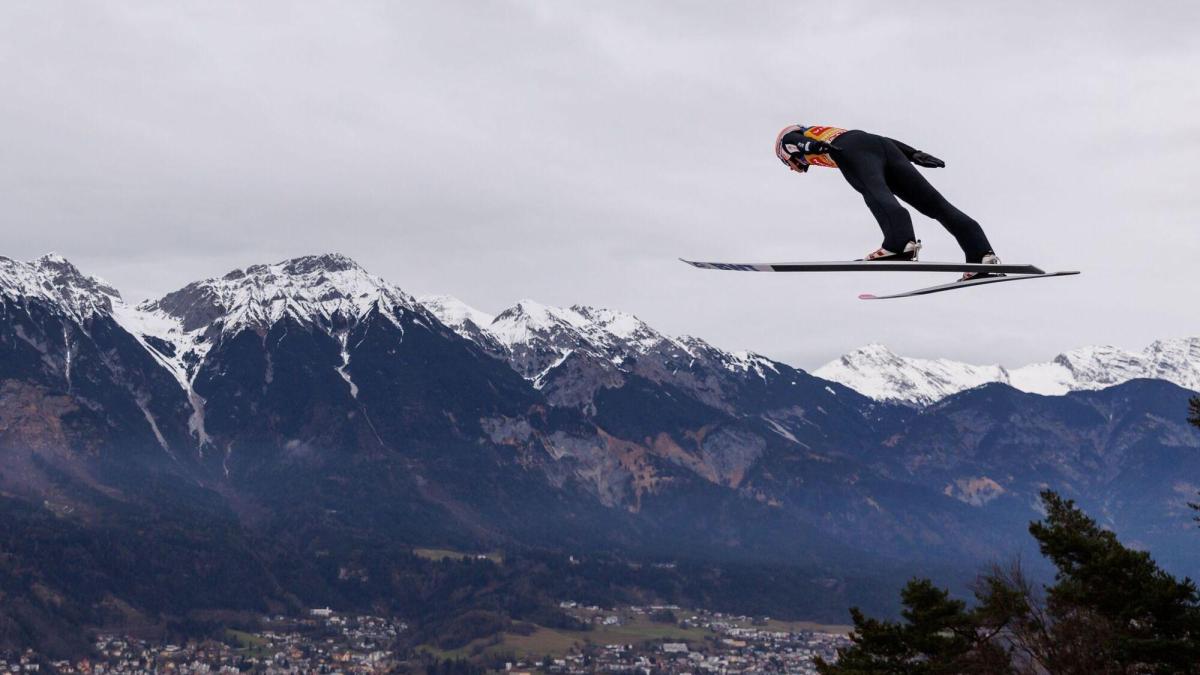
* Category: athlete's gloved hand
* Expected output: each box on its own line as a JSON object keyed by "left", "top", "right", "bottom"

{"left": 799, "top": 139, "right": 839, "bottom": 155}
{"left": 784, "top": 139, "right": 837, "bottom": 157}
{"left": 911, "top": 151, "right": 945, "bottom": 168}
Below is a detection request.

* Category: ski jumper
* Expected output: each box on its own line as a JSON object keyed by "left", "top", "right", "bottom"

{"left": 784, "top": 126, "right": 994, "bottom": 262}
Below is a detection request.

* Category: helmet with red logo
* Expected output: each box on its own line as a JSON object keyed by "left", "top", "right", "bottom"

{"left": 775, "top": 124, "right": 811, "bottom": 173}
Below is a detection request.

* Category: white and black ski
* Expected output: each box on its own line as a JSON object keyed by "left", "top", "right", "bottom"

{"left": 681, "top": 258, "right": 1048, "bottom": 275}
{"left": 858, "top": 271, "right": 1080, "bottom": 300}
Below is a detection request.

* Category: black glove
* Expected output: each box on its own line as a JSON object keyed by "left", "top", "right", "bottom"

{"left": 798, "top": 139, "right": 839, "bottom": 155}
{"left": 911, "top": 151, "right": 945, "bottom": 168}
{"left": 888, "top": 138, "right": 944, "bottom": 168}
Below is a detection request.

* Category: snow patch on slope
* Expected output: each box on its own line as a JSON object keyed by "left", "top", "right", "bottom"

{"left": 335, "top": 331, "right": 359, "bottom": 399}
{"left": 110, "top": 300, "right": 213, "bottom": 447}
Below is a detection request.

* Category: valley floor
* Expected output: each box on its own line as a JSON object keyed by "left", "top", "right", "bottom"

{"left": 431, "top": 604, "right": 849, "bottom": 673}
{"left": 5, "top": 605, "right": 850, "bottom": 674}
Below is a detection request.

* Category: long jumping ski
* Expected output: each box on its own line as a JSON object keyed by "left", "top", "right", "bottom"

{"left": 858, "top": 271, "right": 1080, "bottom": 300}
{"left": 681, "top": 259, "right": 1048, "bottom": 275}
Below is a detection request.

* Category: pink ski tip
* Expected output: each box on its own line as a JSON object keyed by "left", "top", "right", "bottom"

{"left": 858, "top": 293, "right": 878, "bottom": 300}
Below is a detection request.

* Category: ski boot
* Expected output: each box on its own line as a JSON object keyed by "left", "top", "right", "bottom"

{"left": 860, "top": 240, "right": 921, "bottom": 262}
{"left": 959, "top": 252, "right": 1005, "bottom": 281}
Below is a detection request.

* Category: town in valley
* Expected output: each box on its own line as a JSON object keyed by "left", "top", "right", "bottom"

{"left": 1, "top": 604, "right": 849, "bottom": 674}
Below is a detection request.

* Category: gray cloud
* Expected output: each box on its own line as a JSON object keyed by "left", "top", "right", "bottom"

{"left": 2, "top": 1, "right": 1197, "bottom": 369}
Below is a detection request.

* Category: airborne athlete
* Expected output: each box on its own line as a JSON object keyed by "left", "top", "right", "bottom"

{"left": 679, "top": 125, "right": 1078, "bottom": 298}
{"left": 774, "top": 125, "right": 1001, "bottom": 281}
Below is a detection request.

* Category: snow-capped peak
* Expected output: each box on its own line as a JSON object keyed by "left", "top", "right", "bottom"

{"left": 0, "top": 253, "right": 122, "bottom": 322}
{"left": 418, "top": 294, "right": 494, "bottom": 331}
{"left": 1007, "top": 339, "right": 1200, "bottom": 395}
{"left": 816, "top": 339, "right": 1200, "bottom": 406}
{"left": 814, "top": 344, "right": 1008, "bottom": 407}
{"left": 488, "top": 299, "right": 583, "bottom": 343}
{"left": 39, "top": 252, "right": 70, "bottom": 265}
{"left": 572, "top": 305, "right": 665, "bottom": 350}
{"left": 140, "top": 253, "right": 417, "bottom": 336}
{"left": 130, "top": 253, "right": 418, "bottom": 386}
{"left": 117, "top": 254, "right": 420, "bottom": 447}
{"left": 728, "top": 350, "right": 782, "bottom": 377}
{"left": 1144, "top": 338, "right": 1200, "bottom": 382}
{"left": 487, "top": 300, "right": 671, "bottom": 358}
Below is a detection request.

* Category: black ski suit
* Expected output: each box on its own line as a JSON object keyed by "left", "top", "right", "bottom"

{"left": 829, "top": 130, "right": 993, "bottom": 262}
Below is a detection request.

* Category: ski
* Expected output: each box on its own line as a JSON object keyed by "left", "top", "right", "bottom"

{"left": 858, "top": 271, "right": 1080, "bottom": 300}
{"left": 681, "top": 258, "right": 1047, "bottom": 275}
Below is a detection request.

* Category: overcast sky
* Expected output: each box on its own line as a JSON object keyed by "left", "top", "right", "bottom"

{"left": 2, "top": 1, "right": 1197, "bottom": 369}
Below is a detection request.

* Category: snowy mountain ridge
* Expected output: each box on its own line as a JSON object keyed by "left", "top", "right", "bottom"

{"left": 815, "top": 340, "right": 1200, "bottom": 407}
{"left": 0, "top": 253, "right": 122, "bottom": 322}
{"left": 124, "top": 253, "right": 425, "bottom": 385}
{"left": 5, "top": 253, "right": 1193, "bottom": 413}
{"left": 139, "top": 253, "right": 419, "bottom": 336}
{"left": 419, "top": 294, "right": 779, "bottom": 388}
{"left": 1, "top": 253, "right": 430, "bottom": 451}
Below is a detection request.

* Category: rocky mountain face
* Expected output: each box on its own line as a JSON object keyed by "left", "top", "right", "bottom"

{"left": 0, "top": 255, "right": 920, "bottom": 558}
{"left": 420, "top": 292, "right": 1200, "bottom": 570}
{"left": 816, "top": 339, "right": 1200, "bottom": 407}
{"left": 0, "top": 254, "right": 196, "bottom": 484}
{"left": 874, "top": 381, "right": 1200, "bottom": 568}
{"left": 1, "top": 252, "right": 1197, "bottom": 652}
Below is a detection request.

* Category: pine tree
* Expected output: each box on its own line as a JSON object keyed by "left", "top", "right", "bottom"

{"left": 816, "top": 579, "right": 1012, "bottom": 674}
{"left": 1028, "top": 490, "right": 1200, "bottom": 672}
{"left": 818, "top": 491, "right": 1200, "bottom": 674}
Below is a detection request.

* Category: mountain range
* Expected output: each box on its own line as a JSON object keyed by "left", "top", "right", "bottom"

{"left": 815, "top": 340, "right": 1200, "bottom": 407}
{"left": 1, "top": 252, "right": 1197, "bottom": 653}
